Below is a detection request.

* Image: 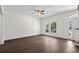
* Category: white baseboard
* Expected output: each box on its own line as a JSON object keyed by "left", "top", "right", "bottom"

{"left": 4, "top": 33, "right": 40, "bottom": 41}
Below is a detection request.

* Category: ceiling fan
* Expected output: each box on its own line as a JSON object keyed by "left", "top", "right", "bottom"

{"left": 33, "top": 9, "right": 45, "bottom": 16}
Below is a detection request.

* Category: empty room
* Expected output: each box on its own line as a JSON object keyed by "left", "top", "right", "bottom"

{"left": 0, "top": 5, "right": 79, "bottom": 53}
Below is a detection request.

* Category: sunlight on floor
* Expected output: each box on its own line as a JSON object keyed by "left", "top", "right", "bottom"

{"left": 65, "top": 41, "right": 76, "bottom": 52}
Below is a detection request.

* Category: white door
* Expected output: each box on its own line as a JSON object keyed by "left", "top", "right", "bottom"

{"left": 73, "top": 19, "right": 79, "bottom": 42}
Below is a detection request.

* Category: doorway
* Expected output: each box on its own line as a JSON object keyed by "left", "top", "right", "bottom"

{"left": 68, "top": 17, "right": 79, "bottom": 41}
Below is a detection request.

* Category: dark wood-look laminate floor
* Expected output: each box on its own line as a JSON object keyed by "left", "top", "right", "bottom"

{"left": 0, "top": 35, "right": 79, "bottom": 53}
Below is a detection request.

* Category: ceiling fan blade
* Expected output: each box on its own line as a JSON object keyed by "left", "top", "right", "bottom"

{"left": 41, "top": 10, "right": 45, "bottom": 12}
{"left": 41, "top": 13, "right": 44, "bottom": 14}
{"left": 34, "top": 9, "right": 40, "bottom": 12}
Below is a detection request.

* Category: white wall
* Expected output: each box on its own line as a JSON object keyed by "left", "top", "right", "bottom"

{"left": 40, "top": 10, "right": 77, "bottom": 39}
{"left": 0, "top": 6, "right": 2, "bottom": 44}
{"left": 4, "top": 11, "right": 40, "bottom": 40}
{"left": 0, "top": 14, "right": 2, "bottom": 43}
{"left": 0, "top": 7, "right": 4, "bottom": 44}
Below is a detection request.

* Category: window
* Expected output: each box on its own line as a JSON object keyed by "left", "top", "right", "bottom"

{"left": 51, "top": 22, "right": 56, "bottom": 33}
{"left": 45, "top": 23, "right": 50, "bottom": 32}
{"left": 45, "top": 22, "right": 57, "bottom": 33}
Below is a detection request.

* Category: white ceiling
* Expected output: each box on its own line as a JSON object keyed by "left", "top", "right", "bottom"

{"left": 3, "top": 5, "right": 77, "bottom": 18}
